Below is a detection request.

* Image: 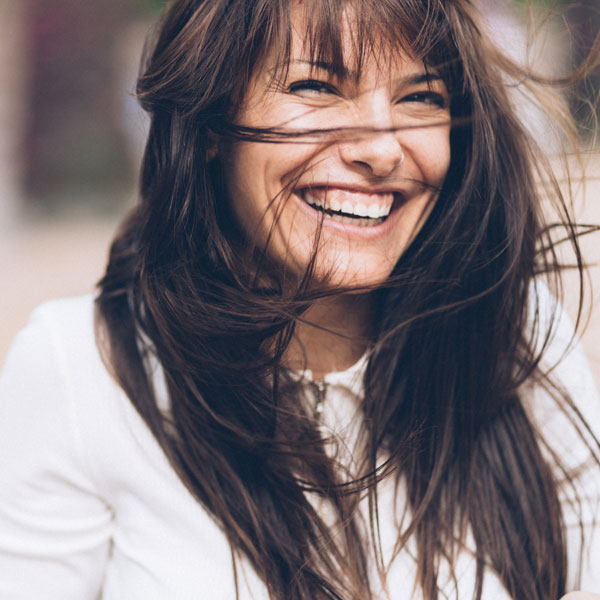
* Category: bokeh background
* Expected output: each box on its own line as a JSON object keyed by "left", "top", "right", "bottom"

{"left": 0, "top": 0, "right": 599, "bottom": 384}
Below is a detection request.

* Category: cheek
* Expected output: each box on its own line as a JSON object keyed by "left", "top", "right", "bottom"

{"left": 224, "top": 144, "right": 264, "bottom": 230}
{"left": 404, "top": 126, "right": 451, "bottom": 184}
{"left": 426, "top": 129, "right": 451, "bottom": 183}
{"left": 223, "top": 141, "right": 300, "bottom": 246}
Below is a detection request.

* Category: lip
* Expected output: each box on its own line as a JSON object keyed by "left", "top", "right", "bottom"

{"left": 298, "top": 182, "right": 404, "bottom": 195}
{"left": 292, "top": 185, "right": 409, "bottom": 240}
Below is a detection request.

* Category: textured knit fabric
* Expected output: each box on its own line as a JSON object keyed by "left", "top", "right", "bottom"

{"left": 0, "top": 293, "right": 598, "bottom": 599}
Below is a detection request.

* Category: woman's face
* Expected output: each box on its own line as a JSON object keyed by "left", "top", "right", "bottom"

{"left": 223, "top": 4, "right": 451, "bottom": 289}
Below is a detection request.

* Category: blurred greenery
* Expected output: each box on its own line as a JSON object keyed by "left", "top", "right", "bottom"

{"left": 134, "top": 0, "right": 167, "bottom": 14}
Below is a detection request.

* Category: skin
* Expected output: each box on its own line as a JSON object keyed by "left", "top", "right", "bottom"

{"left": 223, "top": 4, "right": 450, "bottom": 377}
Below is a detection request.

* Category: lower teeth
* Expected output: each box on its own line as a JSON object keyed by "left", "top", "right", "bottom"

{"left": 328, "top": 213, "right": 383, "bottom": 226}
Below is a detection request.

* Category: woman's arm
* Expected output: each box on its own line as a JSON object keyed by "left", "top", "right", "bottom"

{"left": 0, "top": 304, "right": 112, "bottom": 599}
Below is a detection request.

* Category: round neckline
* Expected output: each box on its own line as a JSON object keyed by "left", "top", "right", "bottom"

{"left": 294, "top": 351, "right": 369, "bottom": 391}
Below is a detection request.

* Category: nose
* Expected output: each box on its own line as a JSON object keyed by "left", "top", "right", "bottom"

{"left": 338, "top": 105, "right": 404, "bottom": 177}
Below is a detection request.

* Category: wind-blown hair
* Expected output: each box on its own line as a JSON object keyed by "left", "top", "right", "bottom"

{"left": 96, "top": 0, "right": 599, "bottom": 598}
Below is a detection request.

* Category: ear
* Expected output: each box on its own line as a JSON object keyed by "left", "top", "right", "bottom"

{"left": 206, "top": 131, "right": 219, "bottom": 162}
{"left": 206, "top": 144, "right": 218, "bottom": 161}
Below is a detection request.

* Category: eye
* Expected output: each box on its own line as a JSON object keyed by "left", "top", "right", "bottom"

{"left": 288, "top": 79, "right": 338, "bottom": 97}
{"left": 400, "top": 91, "right": 447, "bottom": 108}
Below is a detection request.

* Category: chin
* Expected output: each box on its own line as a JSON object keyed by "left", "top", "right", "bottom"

{"left": 307, "top": 256, "right": 396, "bottom": 291}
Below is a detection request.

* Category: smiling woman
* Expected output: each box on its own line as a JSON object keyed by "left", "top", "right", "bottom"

{"left": 224, "top": 8, "right": 452, "bottom": 374}
{"left": 0, "top": 1, "right": 599, "bottom": 599}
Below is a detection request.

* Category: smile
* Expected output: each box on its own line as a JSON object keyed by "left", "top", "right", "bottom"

{"left": 297, "top": 188, "right": 396, "bottom": 227}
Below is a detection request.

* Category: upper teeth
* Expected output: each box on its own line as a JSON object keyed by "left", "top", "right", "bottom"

{"left": 303, "top": 190, "right": 394, "bottom": 219}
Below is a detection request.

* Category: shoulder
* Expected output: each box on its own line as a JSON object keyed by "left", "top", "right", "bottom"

{"left": 0, "top": 294, "right": 130, "bottom": 488}
{"left": 5, "top": 294, "right": 120, "bottom": 393}
{"left": 19, "top": 293, "right": 99, "bottom": 361}
{"left": 525, "top": 280, "right": 600, "bottom": 442}
{"left": 1, "top": 294, "right": 121, "bottom": 412}
{"left": 3, "top": 294, "right": 98, "bottom": 370}
{"left": 524, "top": 280, "right": 600, "bottom": 471}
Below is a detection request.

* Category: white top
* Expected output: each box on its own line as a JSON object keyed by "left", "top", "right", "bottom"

{"left": 0, "top": 293, "right": 599, "bottom": 599}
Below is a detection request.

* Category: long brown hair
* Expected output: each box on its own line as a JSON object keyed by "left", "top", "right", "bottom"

{"left": 96, "top": 1, "right": 599, "bottom": 598}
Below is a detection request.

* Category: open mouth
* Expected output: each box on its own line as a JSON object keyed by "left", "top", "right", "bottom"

{"left": 297, "top": 188, "right": 397, "bottom": 227}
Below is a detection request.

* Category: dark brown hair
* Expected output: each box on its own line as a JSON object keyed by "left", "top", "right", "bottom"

{"left": 96, "top": 1, "right": 599, "bottom": 598}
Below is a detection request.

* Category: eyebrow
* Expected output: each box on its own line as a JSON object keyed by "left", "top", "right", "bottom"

{"left": 282, "top": 59, "right": 444, "bottom": 86}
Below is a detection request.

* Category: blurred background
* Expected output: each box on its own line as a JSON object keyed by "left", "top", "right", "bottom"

{"left": 0, "top": 0, "right": 599, "bottom": 382}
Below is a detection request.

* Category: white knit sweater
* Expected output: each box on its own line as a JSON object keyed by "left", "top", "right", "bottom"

{"left": 0, "top": 293, "right": 598, "bottom": 599}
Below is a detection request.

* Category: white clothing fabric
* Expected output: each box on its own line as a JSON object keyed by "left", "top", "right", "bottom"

{"left": 0, "top": 293, "right": 599, "bottom": 599}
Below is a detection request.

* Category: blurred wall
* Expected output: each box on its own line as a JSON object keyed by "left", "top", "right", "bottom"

{"left": 0, "top": 0, "right": 27, "bottom": 229}
{"left": 0, "top": 0, "right": 159, "bottom": 365}
{"left": 23, "top": 0, "right": 142, "bottom": 210}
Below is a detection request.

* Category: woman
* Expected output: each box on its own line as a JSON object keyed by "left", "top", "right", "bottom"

{"left": 0, "top": 0, "right": 599, "bottom": 598}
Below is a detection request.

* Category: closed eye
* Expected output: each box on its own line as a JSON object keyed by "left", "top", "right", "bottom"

{"left": 288, "top": 79, "right": 338, "bottom": 97}
{"left": 400, "top": 91, "right": 447, "bottom": 108}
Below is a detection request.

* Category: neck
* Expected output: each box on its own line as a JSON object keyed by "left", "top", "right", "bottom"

{"left": 283, "top": 293, "right": 373, "bottom": 380}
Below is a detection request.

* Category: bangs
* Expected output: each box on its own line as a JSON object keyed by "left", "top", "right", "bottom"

{"left": 264, "top": 0, "right": 459, "bottom": 87}
{"left": 137, "top": 0, "right": 463, "bottom": 120}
